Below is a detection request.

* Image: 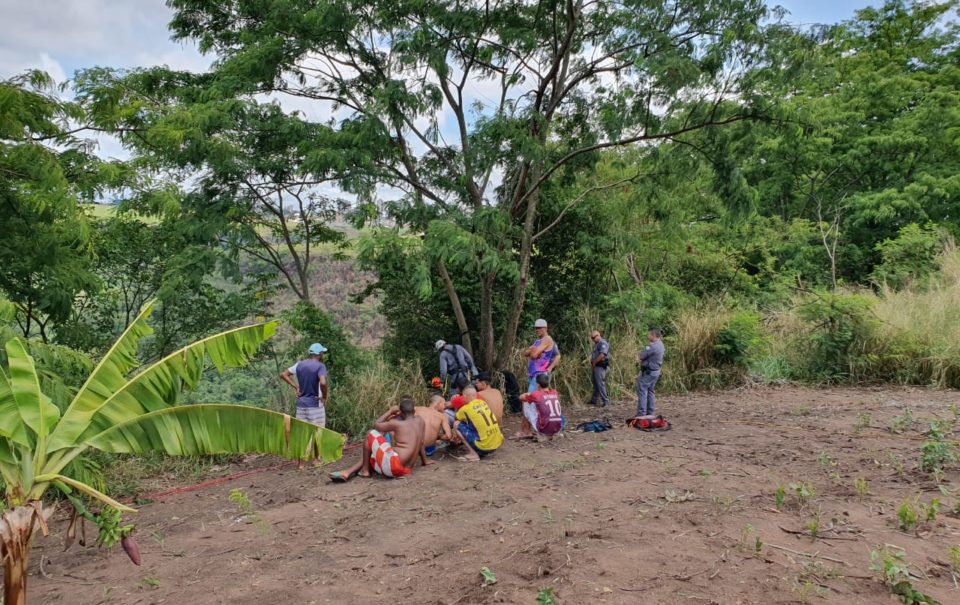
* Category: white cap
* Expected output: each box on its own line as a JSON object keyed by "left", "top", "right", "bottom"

{"left": 435, "top": 340, "right": 446, "bottom": 351}
{"left": 534, "top": 319, "right": 548, "bottom": 328}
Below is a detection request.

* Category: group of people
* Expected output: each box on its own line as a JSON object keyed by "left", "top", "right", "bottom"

{"left": 279, "top": 318, "right": 666, "bottom": 481}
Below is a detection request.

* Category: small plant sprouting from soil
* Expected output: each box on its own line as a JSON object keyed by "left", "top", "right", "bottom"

{"left": 853, "top": 412, "right": 872, "bottom": 434}
{"left": 229, "top": 488, "right": 255, "bottom": 516}
{"left": 889, "top": 409, "right": 915, "bottom": 434}
{"left": 480, "top": 567, "right": 497, "bottom": 586}
{"left": 536, "top": 587, "right": 557, "bottom": 605}
{"left": 775, "top": 484, "right": 786, "bottom": 510}
{"left": 948, "top": 545, "right": 960, "bottom": 573}
{"left": 888, "top": 453, "right": 906, "bottom": 477}
{"left": 739, "top": 524, "right": 763, "bottom": 555}
{"left": 919, "top": 420, "right": 956, "bottom": 475}
{"left": 712, "top": 495, "right": 737, "bottom": 514}
{"left": 817, "top": 451, "right": 834, "bottom": 467}
{"left": 854, "top": 478, "right": 870, "bottom": 499}
{"left": 789, "top": 482, "right": 815, "bottom": 507}
{"left": 542, "top": 506, "right": 555, "bottom": 524}
{"left": 805, "top": 515, "right": 820, "bottom": 540}
{"left": 869, "top": 546, "right": 942, "bottom": 605}
{"left": 897, "top": 498, "right": 919, "bottom": 532}
{"left": 896, "top": 497, "right": 941, "bottom": 533}
{"left": 792, "top": 579, "right": 827, "bottom": 603}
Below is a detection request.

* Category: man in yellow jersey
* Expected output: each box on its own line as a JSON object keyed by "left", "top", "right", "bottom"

{"left": 452, "top": 387, "right": 503, "bottom": 461}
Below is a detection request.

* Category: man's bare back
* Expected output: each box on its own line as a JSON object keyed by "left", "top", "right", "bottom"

{"left": 415, "top": 406, "right": 452, "bottom": 447}
{"left": 376, "top": 411, "right": 425, "bottom": 470}
{"left": 477, "top": 388, "right": 504, "bottom": 423}
{"left": 330, "top": 397, "right": 433, "bottom": 482}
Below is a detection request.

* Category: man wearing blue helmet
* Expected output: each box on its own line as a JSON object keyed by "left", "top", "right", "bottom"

{"left": 280, "top": 343, "right": 329, "bottom": 427}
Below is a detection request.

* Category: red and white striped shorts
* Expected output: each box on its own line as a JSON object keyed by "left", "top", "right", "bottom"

{"left": 367, "top": 430, "right": 412, "bottom": 478}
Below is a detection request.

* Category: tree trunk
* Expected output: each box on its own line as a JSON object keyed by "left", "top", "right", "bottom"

{"left": 436, "top": 261, "right": 473, "bottom": 356}
{"left": 496, "top": 166, "right": 541, "bottom": 368}
{"left": 0, "top": 504, "right": 53, "bottom": 605}
{"left": 479, "top": 273, "right": 496, "bottom": 370}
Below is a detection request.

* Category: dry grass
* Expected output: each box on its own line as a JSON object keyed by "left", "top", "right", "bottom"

{"left": 326, "top": 357, "right": 427, "bottom": 436}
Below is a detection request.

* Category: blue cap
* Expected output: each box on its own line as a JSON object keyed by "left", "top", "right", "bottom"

{"left": 308, "top": 343, "right": 327, "bottom": 355}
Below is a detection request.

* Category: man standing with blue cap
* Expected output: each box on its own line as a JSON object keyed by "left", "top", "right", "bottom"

{"left": 280, "top": 343, "right": 329, "bottom": 427}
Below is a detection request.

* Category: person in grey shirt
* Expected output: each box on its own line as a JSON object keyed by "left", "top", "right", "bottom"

{"left": 436, "top": 339, "right": 479, "bottom": 395}
{"left": 636, "top": 327, "right": 665, "bottom": 417}
{"left": 589, "top": 330, "right": 610, "bottom": 407}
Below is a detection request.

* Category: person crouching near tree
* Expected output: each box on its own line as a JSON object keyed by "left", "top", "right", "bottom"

{"left": 452, "top": 387, "right": 504, "bottom": 461}
{"left": 515, "top": 373, "right": 563, "bottom": 441}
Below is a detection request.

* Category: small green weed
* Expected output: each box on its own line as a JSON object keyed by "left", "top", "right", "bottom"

{"left": 889, "top": 409, "right": 915, "bottom": 434}
{"left": 480, "top": 567, "right": 497, "bottom": 586}
{"left": 817, "top": 451, "right": 834, "bottom": 466}
{"left": 536, "top": 587, "right": 556, "bottom": 605}
{"left": 948, "top": 545, "right": 960, "bottom": 573}
{"left": 919, "top": 421, "right": 956, "bottom": 475}
{"left": 853, "top": 412, "right": 872, "bottom": 434}
{"left": 854, "top": 478, "right": 870, "bottom": 499}
{"left": 805, "top": 515, "right": 820, "bottom": 540}
{"left": 789, "top": 481, "right": 815, "bottom": 507}
{"left": 775, "top": 484, "right": 786, "bottom": 509}
{"left": 869, "top": 546, "right": 942, "bottom": 605}
{"left": 139, "top": 576, "right": 161, "bottom": 589}
{"left": 897, "top": 498, "right": 919, "bottom": 531}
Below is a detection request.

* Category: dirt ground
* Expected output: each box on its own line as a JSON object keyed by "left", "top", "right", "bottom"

{"left": 29, "top": 386, "right": 960, "bottom": 604}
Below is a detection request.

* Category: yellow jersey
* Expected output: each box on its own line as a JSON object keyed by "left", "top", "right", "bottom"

{"left": 455, "top": 398, "right": 503, "bottom": 451}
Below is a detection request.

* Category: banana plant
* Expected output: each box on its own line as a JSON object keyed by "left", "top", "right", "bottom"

{"left": 0, "top": 302, "right": 344, "bottom": 605}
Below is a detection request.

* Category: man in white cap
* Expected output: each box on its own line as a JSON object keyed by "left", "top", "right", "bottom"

{"left": 435, "top": 339, "right": 478, "bottom": 395}
{"left": 280, "top": 343, "right": 329, "bottom": 427}
{"left": 525, "top": 319, "right": 560, "bottom": 392}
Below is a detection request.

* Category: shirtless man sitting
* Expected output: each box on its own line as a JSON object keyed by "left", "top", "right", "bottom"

{"left": 329, "top": 397, "right": 434, "bottom": 482}
{"left": 474, "top": 372, "right": 504, "bottom": 424}
{"left": 416, "top": 397, "right": 453, "bottom": 448}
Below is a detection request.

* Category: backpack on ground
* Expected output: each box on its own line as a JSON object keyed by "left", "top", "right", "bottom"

{"left": 626, "top": 415, "right": 671, "bottom": 431}
{"left": 496, "top": 369, "right": 522, "bottom": 414}
{"left": 575, "top": 419, "right": 613, "bottom": 433}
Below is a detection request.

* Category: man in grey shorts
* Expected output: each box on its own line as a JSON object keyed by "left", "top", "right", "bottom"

{"left": 636, "top": 328, "right": 665, "bottom": 417}
{"left": 280, "top": 343, "right": 329, "bottom": 427}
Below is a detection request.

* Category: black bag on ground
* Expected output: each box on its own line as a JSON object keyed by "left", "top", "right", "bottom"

{"left": 575, "top": 419, "right": 613, "bottom": 432}
{"left": 497, "top": 369, "right": 522, "bottom": 414}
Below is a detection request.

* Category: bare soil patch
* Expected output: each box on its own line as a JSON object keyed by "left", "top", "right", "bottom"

{"left": 30, "top": 386, "right": 960, "bottom": 604}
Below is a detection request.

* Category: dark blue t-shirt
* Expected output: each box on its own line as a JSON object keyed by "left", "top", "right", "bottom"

{"left": 289, "top": 359, "right": 327, "bottom": 404}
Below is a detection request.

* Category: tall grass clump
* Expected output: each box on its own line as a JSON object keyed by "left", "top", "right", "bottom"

{"left": 865, "top": 247, "right": 960, "bottom": 388}
{"left": 327, "top": 357, "right": 426, "bottom": 436}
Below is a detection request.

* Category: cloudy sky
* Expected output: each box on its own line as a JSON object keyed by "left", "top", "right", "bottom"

{"left": 0, "top": 1, "right": 876, "bottom": 83}
{"left": 0, "top": 0, "right": 877, "bottom": 177}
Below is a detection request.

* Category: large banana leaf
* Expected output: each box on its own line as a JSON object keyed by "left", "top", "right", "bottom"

{"left": 50, "top": 303, "right": 155, "bottom": 449}
{"left": 48, "top": 321, "right": 277, "bottom": 451}
{"left": 0, "top": 368, "right": 29, "bottom": 445}
{"left": 85, "top": 404, "right": 345, "bottom": 463}
{"left": 5, "top": 338, "right": 59, "bottom": 442}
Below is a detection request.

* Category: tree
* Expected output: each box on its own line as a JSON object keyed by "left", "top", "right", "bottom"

{"left": 0, "top": 301, "right": 344, "bottom": 604}
{"left": 710, "top": 0, "right": 960, "bottom": 284}
{"left": 0, "top": 72, "right": 128, "bottom": 341}
{"left": 79, "top": 0, "right": 772, "bottom": 368}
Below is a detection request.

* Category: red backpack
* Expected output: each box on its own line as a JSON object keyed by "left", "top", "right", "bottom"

{"left": 627, "top": 415, "right": 671, "bottom": 431}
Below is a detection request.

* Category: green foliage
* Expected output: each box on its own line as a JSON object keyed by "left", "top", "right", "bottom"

{"left": 919, "top": 421, "right": 956, "bottom": 475}
{"left": 797, "top": 293, "right": 876, "bottom": 382}
{"left": 536, "top": 587, "right": 557, "bottom": 605}
{"left": 870, "top": 546, "right": 942, "bottom": 605}
{"left": 871, "top": 224, "right": 944, "bottom": 290}
{"left": 479, "top": 567, "right": 497, "bottom": 586}
{"left": 714, "top": 312, "right": 761, "bottom": 366}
